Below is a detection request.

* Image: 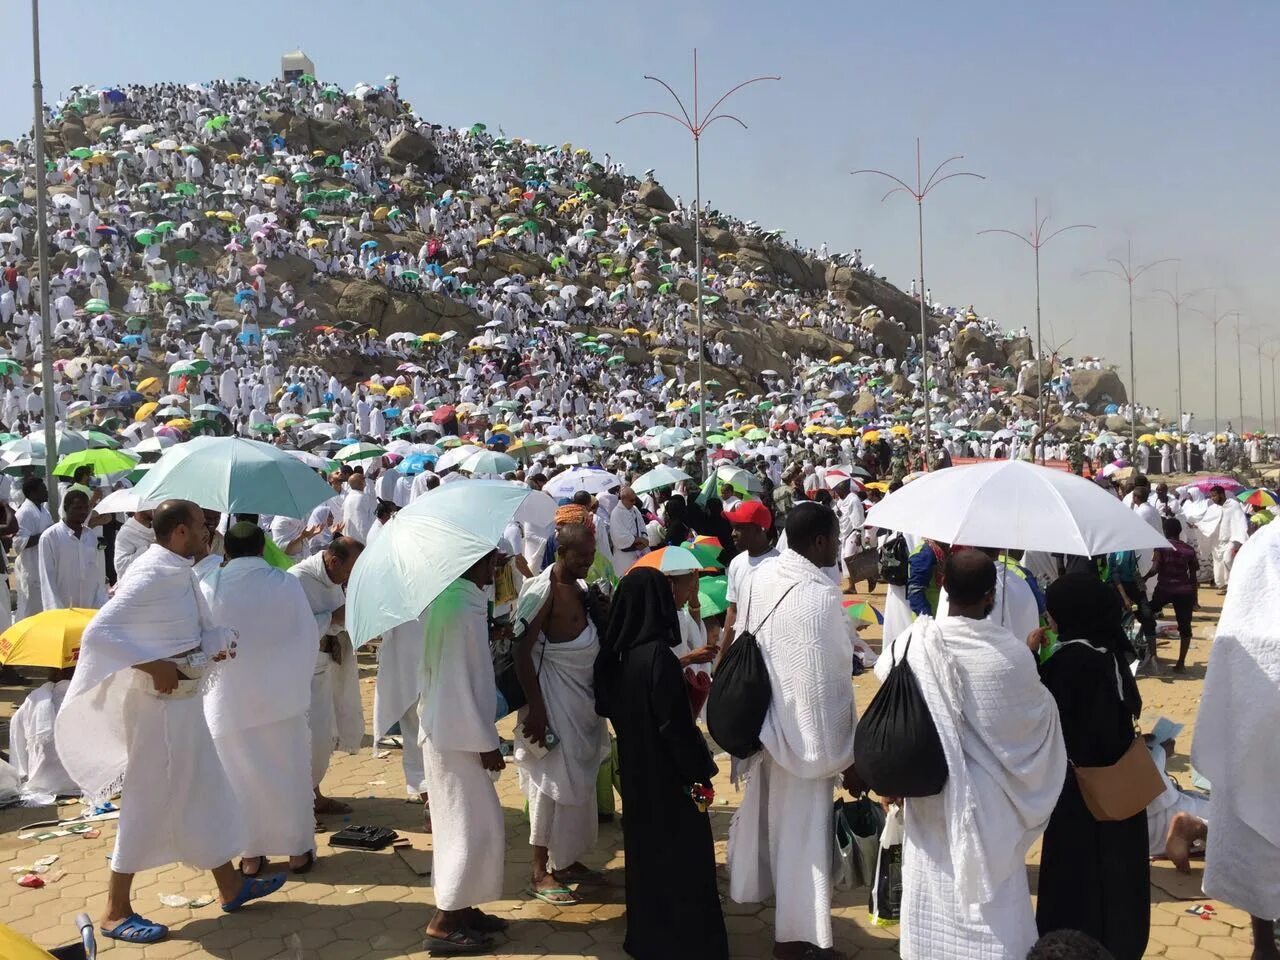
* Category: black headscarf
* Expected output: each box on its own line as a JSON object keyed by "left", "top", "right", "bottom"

{"left": 1045, "top": 572, "right": 1142, "bottom": 719}
{"left": 601, "top": 567, "right": 680, "bottom": 654}
{"left": 593, "top": 568, "right": 680, "bottom": 718}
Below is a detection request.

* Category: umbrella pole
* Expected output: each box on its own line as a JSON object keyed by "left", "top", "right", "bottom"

{"left": 30, "top": 0, "right": 58, "bottom": 513}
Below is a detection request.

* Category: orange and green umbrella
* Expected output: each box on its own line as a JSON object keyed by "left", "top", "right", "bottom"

{"left": 842, "top": 599, "right": 883, "bottom": 625}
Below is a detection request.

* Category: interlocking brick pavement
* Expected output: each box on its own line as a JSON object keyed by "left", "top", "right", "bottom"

{"left": 0, "top": 585, "right": 1263, "bottom": 958}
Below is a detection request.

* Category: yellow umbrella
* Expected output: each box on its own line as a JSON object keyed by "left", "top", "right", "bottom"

{"left": 890, "top": 425, "right": 911, "bottom": 437}
{"left": 623, "top": 327, "right": 641, "bottom": 335}
{"left": 387, "top": 385, "right": 412, "bottom": 401}
{"left": 307, "top": 237, "right": 328, "bottom": 248}
{"left": 134, "top": 401, "right": 158, "bottom": 421}
{"left": 0, "top": 923, "right": 62, "bottom": 960}
{"left": 0, "top": 608, "right": 95, "bottom": 669}
{"left": 373, "top": 206, "right": 390, "bottom": 221}
{"left": 830, "top": 354, "right": 844, "bottom": 363}
{"left": 366, "top": 381, "right": 387, "bottom": 394}
{"left": 477, "top": 238, "right": 494, "bottom": 247}
{"left": 866, "top": 480, "right": 889, "bottom": 493}
{"left": 166, "top": 417, "right": 193, "bottom": 431}
{"left": 226, "top": 152, "right": 242, "bottom": 162}
{"left": 641, "top": 331, "right": 658, "bottom": 339}
{"left": 419, "top": 332, "right": 441, "bottom": 343}
{"left": 802, "top": 424, "right": 824, "bottom": 435}
{"left": 667, "top": 399, "right": 687, "bottom": 410}
{"left": 1138, "top": 433, "right": 1156, "bottom": 444}
{"left": 260, "top": 175, "right": 284, "bottom": 186}
{"left": 863, "top": 430, "right": 881, "bottom": 442}
{"left": 838, "top": 427, "right": 856, "bottom": 436}
{"left": 137, "top": 377, "right": 162, "bottom": 395}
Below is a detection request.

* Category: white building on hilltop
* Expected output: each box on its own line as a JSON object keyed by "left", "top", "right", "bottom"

{"left": 281, "top": 49, "right": 315, "bottom": 83}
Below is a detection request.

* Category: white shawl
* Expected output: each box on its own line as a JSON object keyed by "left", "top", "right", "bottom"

{"left": 1192, "top": 521, "right": 1280, "bottom": 845}
{"left": 879, "top": 615, "right": 1065, "bottom": 907}
{"left": 54, "top": 544, "right": 235, "bottom": 799}
{"left": 113, "top": 516, "right": 155, "bottom": 582}
{"left": 752, "top": 550, "right": 856, "bottom": 779}
{"left": 201, "top": 557, "right": 318, "bottom": 738}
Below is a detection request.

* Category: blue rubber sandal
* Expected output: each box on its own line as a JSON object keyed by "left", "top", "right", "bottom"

{"left": 221, "top": 872, "right": 286, "bottom": 912}
{"left": 101, "top": 913, "right": 169, "bottom": 944}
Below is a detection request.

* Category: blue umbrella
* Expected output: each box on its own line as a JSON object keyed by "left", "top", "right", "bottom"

{"left": 103, "top": 89, "right": 127, "bottom": 103}
{"left": 233, "top": 289, "right": 254, "bottom": 304}
{"left": 119, "top": 335, "right": 143, "bottom": 346}
{"left": 382, "top": 407, "right": 401, "bottom": 418}
{"left": 360, "top": 240, "right": 379, "bottom": 250}
{"left": 132, "top": 436, "right": 335, "bottom": 518}
{"left": 285, "top": 384, "right": 304, "bottom": 396}
{"left": 366, "top": 256, "right": 383, "bottom": 268}
{"left": 397, "top": 452, "right": 437, "bottom": 475}
{"left": 237, "top": 331, "right": 259, "bottom": 345}
{"left": 112, "top": 390, "right": 145, "bottom": 406}
{"left": 340, "top": 161, "right": 357, "bottom": 171}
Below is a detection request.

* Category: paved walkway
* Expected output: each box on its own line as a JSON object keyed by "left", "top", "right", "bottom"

{"left": 0, "top": 585, "right": 1263, "bottom": 958}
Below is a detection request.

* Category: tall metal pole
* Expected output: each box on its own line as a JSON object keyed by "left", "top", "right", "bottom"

{"left": 1084, "top": 241, "right": 1175, "bottom": 452}
{"left": 980, "top": 199, "right": 1094, "bottom": 464}
{"left": 853, "top": 140, "right": 984, "bottom": 470}
{"left": 31, "top": 0, "right": 58, "bottom": 511}
{"left": 1256, "top": 339, "right": 1265, "bottom": 440}
{"left": 1151, "top": 278, "right": 1204, "bottom": 444}
{"left": 1233, "top": 313, "right": 1244, "bottom": 433}
{"left": 618, "top": 50, "right": 779, "bottom": 481}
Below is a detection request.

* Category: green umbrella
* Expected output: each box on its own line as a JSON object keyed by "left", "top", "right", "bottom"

{"left": 146, "top": 281, "right": 172, "bottom": 293}
{"left": 154, "top": 221, "right": 176, "bottom": 234}
{"left": 250, "top": 423, "right": 280, "bottom": 435}
{"left": 175, "top": 249, "right": 199, "bottom": 263}
{"left": 605, "top": 355, "right": 626, "bottom": 367}
{"left": 169, "top": 359, "right": 210, "bottom": 376}
{"left": 85, "top": 298, "right": 110, "bottom": 314}
{"left": 132, "top": 436, "right": 334, "bottom": 517}
{"left": 53, "top": 448, "right": 139, "bottom": 478}
{"left": 697, "top": 574, "right": 729, "bottom": 617}
{"left": 175, "top": 182, "right": 199, "bottom": 196}
{"left": 305, "top": 408, "right": 334, "bottom": 420}
{"left": 184, "top": 291, "right": 209, "bottom": 304}
{"left": 68, "top": 147, "right": 93, "bottom": 160}
{"left": 300, "top": 207, "right": 319, "bottom": 220}
{"left": 134, "top": 229, "right": 159, "bottom": 245}
{"left": 291, "top": 172, "right": 311, "bottom": 184}
{"left": 335, "top": 442, "right": 386, "bottom": 463}
{"left": 0, "top": 358, "right": 22, "bottom": 377}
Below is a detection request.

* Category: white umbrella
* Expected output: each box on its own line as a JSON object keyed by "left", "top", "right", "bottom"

{"left": 93, "top": 488, "right": 160, "bottom": 515}
{"left": 864, "top": 460, "right": 1170, "bottom": 554}
{"left": 346, "top": 480, "right": 555, "bottom": 646}
{"left": 632, "top": 465, "right": 692, "bottom": 495}
{"left": 459, "top": 448, "right": 518, "bottom": 475}
{"left": 543, "top": 467, "right": 620, "bottom": 499}
{"left": 131, "top": 435, "right": 177, "bottom": 455}
{"left": 434, "top": 444, "right": 484, "bottom": 473}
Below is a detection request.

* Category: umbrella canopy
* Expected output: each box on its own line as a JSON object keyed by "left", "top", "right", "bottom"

{"left": 627, "top": 545, "right": 703, "bottom": 576}
{"left": 0, "top": 608, "right": 95, "bottom": 669}
{"left": 864, "top": 460, "right": 1169, "bottom": 554}
{"left": 335, "top": 442, "right": 387, "bottom": 463}
{"left": 632, "top": 465, "right": 692, "bottom": 495}
{"left": 459, "top": 449, "right": 518, "bottom": 475}
{"left": 53, "top": 448, "right": 139, "bottom": 478}
{"left": 132, "top": 436, "right": 335, "bottom": 518}
{"left": 543, "top": 467, "right": 621, "bottom": 500}
{"left": 842, "top": 599, "right": 884, "bottom": 625}
{"left": 347, "top": 480, "right": 555, "bottom": 646}
{"left": 697, "top": 574, "right": 729, "bottom": 617}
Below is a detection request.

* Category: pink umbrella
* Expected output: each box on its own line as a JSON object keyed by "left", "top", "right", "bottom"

{"left": 154, "top": 425, "right": 182, "bottom": 439}
{"left": 252, "top": 230, "right": 268, "bottom": 240}
{"left": 223, "top": 240, "right": 242, "bottom": 251}
{"left": 249, "top": 264, "right": 266, "bottom": 276}
{"left": 1192, "top": 476, "right": 1245, "bottom": 493}
{"left": 279, "top": 317, "right": 296, "bottom": 327}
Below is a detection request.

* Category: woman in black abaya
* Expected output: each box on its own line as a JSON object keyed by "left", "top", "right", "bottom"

{"left": 1036, "top": 573, "right": 1150, "bottom": 960}
{"left": 594, "top": 568, "right": 727, "bottom": 960}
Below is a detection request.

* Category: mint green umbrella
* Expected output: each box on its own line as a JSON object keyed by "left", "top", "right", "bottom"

{"left": 132, "top": 436, "right": 335, "bottom": 518}
{"left": 346, "top": 480, "right": 554, "bottom": 647}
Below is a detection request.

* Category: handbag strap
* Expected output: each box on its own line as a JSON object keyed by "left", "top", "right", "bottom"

{"left": 1056, "top": 639, "right": 1140, "bottom": 766}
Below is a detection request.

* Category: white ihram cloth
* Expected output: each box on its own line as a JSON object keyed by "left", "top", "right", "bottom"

{"left": 13, "top": 500, "right": 52, "bottom": 620}
{"left": 291, "top": 553, "right": 363, "bottom": 784}
{"left": 201, "top": 557, "right": 318, "bottom": 857}
{"left": 836, "top": 492, "right": 866, "bottom": 559}
{"left": 1192, "top": 520, "right": 1280, "bottom": 918}
{"left": 112, "top": 516, "right": 155, "bottom": 583}
{"left": 8, "top": 680, "right": 78, "bottom": 803}
{"left": 512, "top": 578, "right": 610, "bottom": 867}
{"left": 53, "top": 544, "right": 243, "bottom": 873}
{"left": 936, "top": 569, "right": 1040, "bottom": 650}
{"left": 728, "top": 551, "right": 856, "bottom": 949}
{"left": 373, "top": 616, "right": 427, "bottom": 796}
{"left": 38, "top": 522, "right": 108, "bottom": 610}
{"left": 418, "top": 578, "right": 504, "bottom": 911}
{"left": 880, "top": 616, "right": 1065, "bottom": 960}
{"left": 608, "top": 502, "right": 649, "bottom": 575}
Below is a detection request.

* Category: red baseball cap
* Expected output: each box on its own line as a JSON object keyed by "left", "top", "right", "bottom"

{"left": 726, "top": 500, "right": 773, "bottom": 530}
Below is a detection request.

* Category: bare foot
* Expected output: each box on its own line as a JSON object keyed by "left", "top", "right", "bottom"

{"left": 1166, "top": 811, "right": 1207, "bottom": 873}
{"left": 314, "top": 795, "right": 351, "bottom": 815}
{"left": 529, "top": 872, "right": 579, "bottom": 903}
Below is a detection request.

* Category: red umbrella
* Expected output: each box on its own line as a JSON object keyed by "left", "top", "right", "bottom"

{"left": 431, "top": 404, "right": 456, "bottom": 425}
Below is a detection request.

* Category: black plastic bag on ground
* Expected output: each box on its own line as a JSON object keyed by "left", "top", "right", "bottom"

{"left": 854, "top": 630, "right": 948, "bottom": 797}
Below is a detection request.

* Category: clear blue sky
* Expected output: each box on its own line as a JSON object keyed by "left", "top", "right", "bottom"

{"left": 4, "top": 0, "right": 1277, "bottom": 429}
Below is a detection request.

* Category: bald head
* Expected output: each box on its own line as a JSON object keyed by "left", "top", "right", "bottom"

{"left": 152, "top": 499, "right": 203, "bottom": 558}
{"left": 619, "top": 486, "right": 637, "bottom": 508}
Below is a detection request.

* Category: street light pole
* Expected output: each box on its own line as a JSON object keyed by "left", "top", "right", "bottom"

{"left": 1084, "top": 241, "right": 1176, "bottom": 451}
{"left": 1233, "top": 313, "right": 1245, "bottom": 433}
{"left": 853, "top": 141, "right": 984, "bottom": 469}
{"left": 1151, "top": 277, "right": 1204, "bottom": 442}
{"left": 1191, "top": 298, "right": 1234, "bottom": 445}
{"left": 979, "top": 198, "right": 1094, "bottom": 464}
{"left": 618, "top": 50, "right": 779, "bottom": 480}
{"left": 30, "top": 0, "right": 58, "bottom": 510}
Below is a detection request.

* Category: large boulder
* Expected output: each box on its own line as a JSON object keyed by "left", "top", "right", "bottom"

{"left": 853, "top": 391, "right": 878, "bottom": 416}
{"left": 1070, "top": 368, "right": 1128, "bottom": 411}
{"left": 656, "top": 222, "right": 696, "bottom": 257}
{"left": 768, "top": 246, "right": 824, "bottom": 290}
{"left": 1054, "top": 416, "right": 1083, "bottom": 437}
{"left": 952, "top": 326, "right": 1004, "bottom": 367}
{"left": 637, "top": 181, "right": 675, "bottom": 212}
{"left": 1003, "top": 336, "right": 1035, "bottom": 367}
{"left": 861, "top": 313, "right": 909, "bottom": 360}
{"left": 50, "top": 114, "right": 89, "bottom": 152}
{"left": 384, "top": 130, "right": 436, "bottom": 168}
{"left": 703, "top": 225, "right": 738, "bottom": 253}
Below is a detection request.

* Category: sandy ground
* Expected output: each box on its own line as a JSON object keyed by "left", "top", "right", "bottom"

{"left": 0, "top": 582, "right": 1262, "bottom": 959}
